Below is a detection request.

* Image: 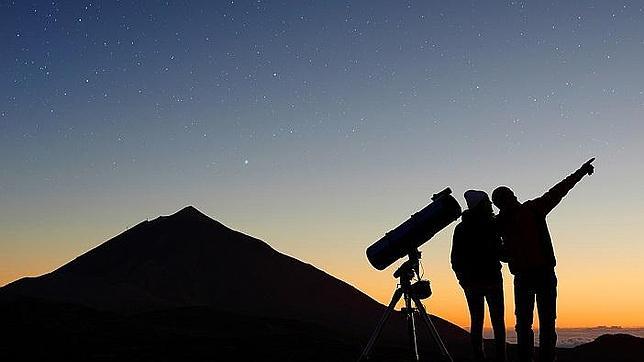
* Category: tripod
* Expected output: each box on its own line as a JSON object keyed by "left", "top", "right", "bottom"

{"left": 358, "top": 250, "right": 452, "bottom": 362}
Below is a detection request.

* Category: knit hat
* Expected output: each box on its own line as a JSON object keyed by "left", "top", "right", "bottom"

{"left": 464, "top": 190, "right": 490, "bottom": 210}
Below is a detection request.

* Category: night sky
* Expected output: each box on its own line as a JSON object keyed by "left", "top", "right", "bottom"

{"left": 2, "top": 1, "right": 643, "bottom": 328}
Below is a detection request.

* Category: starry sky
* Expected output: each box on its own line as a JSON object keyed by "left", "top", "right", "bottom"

{"left": 2, "top": 1, "right": 644, "bottom": 328}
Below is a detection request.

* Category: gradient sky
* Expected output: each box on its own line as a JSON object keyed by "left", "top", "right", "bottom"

{"left": 2, "top": 1, "right": 643, "bottom": 328}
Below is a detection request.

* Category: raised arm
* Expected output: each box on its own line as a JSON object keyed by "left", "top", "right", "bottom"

{"left": 532, "top": 158, "right": 595, "bottom": 215}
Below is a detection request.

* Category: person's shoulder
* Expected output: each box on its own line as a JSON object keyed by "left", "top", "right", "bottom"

{"left": 523, "top": 198, "right": 543, "bottom": 211}
{"left": 523, "top": 199, "right": 537, "bottom": 206}
{"left": 453, "top": 220, "right": 465, "bottom": 235}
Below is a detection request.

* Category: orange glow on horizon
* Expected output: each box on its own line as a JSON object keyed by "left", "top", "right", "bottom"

{"left": 2, "top": 203, "right": 643, "bottom": 330}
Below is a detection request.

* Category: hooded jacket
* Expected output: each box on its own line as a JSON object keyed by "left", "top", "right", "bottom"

{"left": 451, "top": 208, "right": 504, "bottom": 287}
{"left": 495, "top": 168, "right": 587, "bottom": 274}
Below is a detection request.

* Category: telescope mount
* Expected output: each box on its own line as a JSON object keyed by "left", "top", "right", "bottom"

{"left": 358, "top": 250, "right": 453, "bottom": 362}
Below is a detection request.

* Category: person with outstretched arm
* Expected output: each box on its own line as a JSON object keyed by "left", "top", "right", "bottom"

{"left": 451, "top": 190, "right": 507, "bottom": 362}
{"left": 492, "top": 158, "right": 595, "bottom": 362}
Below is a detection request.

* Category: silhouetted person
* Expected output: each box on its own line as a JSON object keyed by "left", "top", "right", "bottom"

{"left": 492, "top": 158, "right": 595, "bottom": 362}
{"left": 452, "top": 190, "right": 506, "bottom": 362}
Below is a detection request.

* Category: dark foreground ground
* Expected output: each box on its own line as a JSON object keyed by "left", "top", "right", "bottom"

{"left": 1, "top": 299, "right": 444, "bottom": 362}
{"left": 2, "top": 299, "right": 643, "bottom": 362}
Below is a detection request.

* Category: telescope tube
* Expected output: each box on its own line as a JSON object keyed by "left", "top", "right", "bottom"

{"left": 366, "top": 188, "right": 462, "bottom": 270}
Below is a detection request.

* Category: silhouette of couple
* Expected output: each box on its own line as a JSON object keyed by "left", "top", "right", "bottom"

{"left": 451, "top": 158, "right": 595, "bottom": 362}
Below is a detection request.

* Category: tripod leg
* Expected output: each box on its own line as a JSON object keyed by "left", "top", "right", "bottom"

{"left": 357, "top": 288, "right": 404, "bottom": 362}
{"left": 412, "top": 297, "right": 453, "bottom": 362}
{"left": 405, "top": 293, "right": 420, "bottom": 361}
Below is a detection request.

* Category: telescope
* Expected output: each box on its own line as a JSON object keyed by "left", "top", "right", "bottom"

{"left": 366, "top": 187, "right": 462, "bottom": 270}
{"left": 359, "top": 187, "right": 462, "bottom": 361}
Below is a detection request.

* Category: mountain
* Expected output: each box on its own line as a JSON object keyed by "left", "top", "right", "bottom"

{"left": 557, "top": 334, "right": 644, "bottom": 362}
{"left": 0, "top": 206, "right": 470, "bottom": 361}
{"left": 5, "top": 206, "right": 640, "bottom": 361}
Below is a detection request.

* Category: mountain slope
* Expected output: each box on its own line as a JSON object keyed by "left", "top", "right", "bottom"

{"left": 0, "top": 206, "right": 469, "bottom": 357}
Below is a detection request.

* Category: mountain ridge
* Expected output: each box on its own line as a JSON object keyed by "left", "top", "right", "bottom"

{"left": 4, "top": 206, "right": 639, "bottom": 361}
{"left": 0, "top": 206, "right": 467, "bottom": 347}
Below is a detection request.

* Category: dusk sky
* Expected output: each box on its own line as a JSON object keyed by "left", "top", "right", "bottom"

{"left": 2, "top": 1, "right": 643, "bottom": 328}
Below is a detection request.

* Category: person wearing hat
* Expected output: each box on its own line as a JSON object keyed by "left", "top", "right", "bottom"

{"left": 451, "top": 190, "right": 507, "bottom": 362}
{"left": 492, "top": 158, "right": 595, "bottom": 362}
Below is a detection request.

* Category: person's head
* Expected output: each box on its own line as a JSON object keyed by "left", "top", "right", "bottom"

{"left": 492, "top": 186, "right": 520, "bottom": 211}
{"left": 464, "top": 190, "right": 493, "bottom": 214}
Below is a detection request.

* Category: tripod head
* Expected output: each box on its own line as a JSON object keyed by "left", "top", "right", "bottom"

{"left": 393, "top": 249, "right": 421, "bottom": 280}
{"left": 393, "top": 249, "right": 432, "bottom": 300}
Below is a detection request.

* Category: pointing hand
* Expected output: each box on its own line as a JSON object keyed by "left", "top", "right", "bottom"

{"left": 581, "top": 157, "right": 595, "bottom": 176}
